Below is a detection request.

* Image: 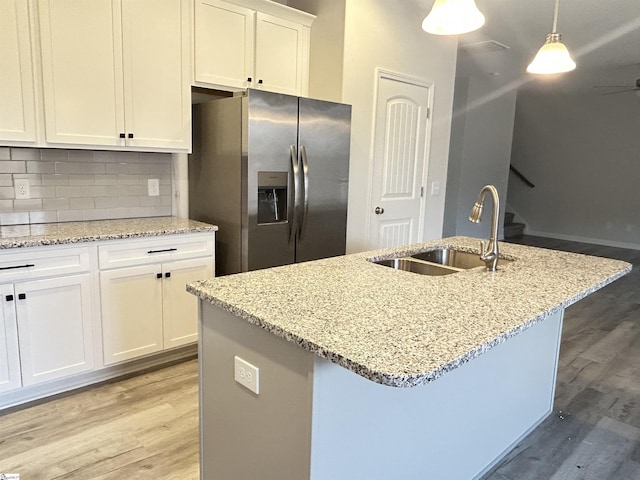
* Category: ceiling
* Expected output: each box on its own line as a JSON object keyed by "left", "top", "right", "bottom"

{"left": 419, "top": 0, "right": 640, "bottom": 93}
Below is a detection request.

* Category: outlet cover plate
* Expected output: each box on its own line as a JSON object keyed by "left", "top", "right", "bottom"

{"left": 234, "top": 356, "right": 259, "bottom": 394}
{"left": 148, "top": 178, "right": 160, "bottom": 196}
{"left": 15, "top": 178, "right": 30, "bottom": 199}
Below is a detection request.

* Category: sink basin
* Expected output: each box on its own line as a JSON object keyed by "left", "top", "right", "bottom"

{"left": 370, "top": 248, "right": 513, "bottom": 276}
{"left": 411, "top": 248, "right": 512, "bottom": 269}
{"left": 374, "top": 258, "right": 458, "bottom": 276}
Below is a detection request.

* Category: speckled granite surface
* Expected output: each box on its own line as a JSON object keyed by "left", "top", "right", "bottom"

{"left": 0, "top": 217, "right": 217, "bottom": 249}
{"left": 188, "top": 236, "right": 632, "bottom": 388}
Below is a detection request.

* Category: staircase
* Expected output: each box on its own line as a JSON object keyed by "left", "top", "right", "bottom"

{"left": 504, "top": 211, "right": 525, "bottom": 239}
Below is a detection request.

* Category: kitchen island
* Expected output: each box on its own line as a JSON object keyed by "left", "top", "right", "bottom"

{"left": 188, "top": 236, "right": 631, "bottom": 480}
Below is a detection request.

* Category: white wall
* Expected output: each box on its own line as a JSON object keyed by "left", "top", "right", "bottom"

{"left": 444, "top": 74, "right": 518, "bottom": 240}
{"left": 508, "top": 90, "right": 640, "bottom": 249}
{"left": 340, "top": 0, "right": 457, "bottom": 252}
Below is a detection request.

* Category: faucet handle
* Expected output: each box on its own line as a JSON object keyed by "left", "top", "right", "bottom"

{"left": 479, "top": 240, "right": 486, "bottom": 256}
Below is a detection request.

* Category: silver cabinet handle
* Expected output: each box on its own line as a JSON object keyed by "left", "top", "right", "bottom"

{"left": 375, "top": 206, "right": 384, "bottom": 214}
{"left": 299, "top": 145, "right": 310, "bottom": 240}
{"left": 289, "top": 145, "right": 300, "bottom": 244}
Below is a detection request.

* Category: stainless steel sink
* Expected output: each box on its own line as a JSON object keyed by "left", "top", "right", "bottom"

{"left": 374, "top": 258, "right": 458, "bottom": 276}
{"left": 411, "top": 248, "right": 512, "bottom": 269}
{"left": 370, "top": 248, "right": 513, "bottom": 276}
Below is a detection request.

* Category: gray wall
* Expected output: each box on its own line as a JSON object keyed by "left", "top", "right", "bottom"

{"left": 0, "top": 147, "right": 172, "bottom": 226}
{"left": 507, "top": 91, "right": 640, "bottom": 249}
{"left": 444, "top": 75, "right": 518, "bottom": 240}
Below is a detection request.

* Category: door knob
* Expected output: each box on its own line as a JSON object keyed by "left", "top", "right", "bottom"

{"left": 374, "top": 206, "right": 384, "bottom": 215}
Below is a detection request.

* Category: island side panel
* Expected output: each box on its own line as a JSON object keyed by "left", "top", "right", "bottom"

{"left": 309, "top": 309, "right": 565, "bottom": 480}
{"left": 199, "top": 301, "right": 315, "bottom": 480}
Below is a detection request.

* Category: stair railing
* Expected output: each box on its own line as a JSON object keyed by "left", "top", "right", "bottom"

{"left": 509, "top": 164, "right": 535, "bottom": 188}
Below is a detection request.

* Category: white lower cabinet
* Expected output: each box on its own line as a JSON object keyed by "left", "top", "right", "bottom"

{"left": 15, "top": 274, "right": 94, "bottom": 386}
{"left": 0, "top": 284, "right": 21, "bottom": 394}
{"left": 99, "top": 235, "right": 214, "bottom": 365}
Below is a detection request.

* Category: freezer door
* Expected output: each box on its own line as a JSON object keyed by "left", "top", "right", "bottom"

{"left": 245, "top": 90, "right": 299, "bottom": 271}
{"left": 296, "top": 97, "right": 351, "bottom": 263}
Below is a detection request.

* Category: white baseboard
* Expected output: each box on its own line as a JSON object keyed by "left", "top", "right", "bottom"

{"left": 524, "top": 229, "right": 640, "bottom": 251}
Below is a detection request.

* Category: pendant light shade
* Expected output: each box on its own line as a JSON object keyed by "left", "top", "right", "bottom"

{"left": 526, "top": 0, "right": 576, "bottom": 74}
{"left": 422, "top": 0, "right": 485, "bottom": 36}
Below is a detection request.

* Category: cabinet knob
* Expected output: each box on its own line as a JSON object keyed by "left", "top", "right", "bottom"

{"left": 119, "top": 133, "right": 126, "bottom": 139}
{"left": 165, "top": 272, "right": 171, "bottom": 278}
{"left": 5, "top": 294, "right": 13, "bottom": 302}
{"left": 247, "top": 77, "right": 252, "bottom": 82}
{"left": 18, "top": 293, "right": 26, "bottom": 300}
{"left": 128, "top": 133, "right": 134, "bottom": 139}
{"left": 258, "top": 79, "right": 263, "bottom": 84}
{"left": 156, "top": 273, "right": 162, "bottom": 279}
{"left": 374, "top": 206, "right": 384, "bottom": 215}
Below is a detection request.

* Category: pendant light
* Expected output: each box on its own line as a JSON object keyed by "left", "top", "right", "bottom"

{"left": 422, "top": 0, "right": 485, "bottom": 36}
{"left": 526, "top": 0, "right": 576, "bottom": 74}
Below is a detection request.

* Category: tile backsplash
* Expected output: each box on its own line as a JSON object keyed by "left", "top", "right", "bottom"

{"left": 0, "top": 147, "right": 172, "bottom": 226}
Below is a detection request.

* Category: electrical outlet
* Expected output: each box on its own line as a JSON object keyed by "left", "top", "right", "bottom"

{"left": 234, "top": 356, "right": 259, "bottom": 394}
{"left": 430, "top": 181, "right": 440, "bottom": 196}
{"left": 148, "top": 178, "right": 160, "bottom": 196}
{"left": 14, "top": 179, "right": 30, "bottom": 199}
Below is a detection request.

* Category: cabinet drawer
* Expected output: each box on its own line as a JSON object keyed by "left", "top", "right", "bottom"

{"left": 0, "top": 245, "right": 91, "bottom": 282}
{"left": 98, "top": 233, "right": 215, "bottom": 269}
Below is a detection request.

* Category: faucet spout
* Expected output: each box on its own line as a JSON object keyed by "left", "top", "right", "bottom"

{"left": 468, "top": 184, "right": 500, "bottom": 271}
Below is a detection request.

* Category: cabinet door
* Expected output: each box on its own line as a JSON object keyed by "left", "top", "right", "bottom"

{"left": 38, "top": 0, "right": 125, "bottom": 146}
{"left": 162, "top": 258, "right": 213, "bottom": 348}
{"left": 0, "top": 0, "right": 37, "bottom": 143}
{"left": 194, "top": 0, "right": 255, "bottom": 89}
{"left": 15, "top": 274, "right": 94, "bottom": 386}
{"left": 255, "top": 12, "right": 308, "bottom": 96}
{"left": 121, "top": 0, "right": 190, "bottom": 150}
{"left": 101, "top": 264, "right": 164, "bottom": 365}
{"left": 0, "top": 284, "right": 21, "bottom": 393}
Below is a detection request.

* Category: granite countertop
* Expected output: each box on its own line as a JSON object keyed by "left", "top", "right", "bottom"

{"left": 0, "top": 216, "right": 218, "bottom": 249}
{"left": 187, "top": 236, "right": 631, "bottom": 388}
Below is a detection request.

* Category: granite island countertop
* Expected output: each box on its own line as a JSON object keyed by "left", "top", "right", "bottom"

{"left": 0, "top": 216, "right": 218, "bottom": 249}
{"left": 187, "top": 236, "right": 631, "bottom": 388}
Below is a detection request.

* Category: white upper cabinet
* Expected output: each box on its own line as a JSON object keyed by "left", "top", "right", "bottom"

{"left": 194, "top": 0, "right": 314, "bottom": 96}
{"left": 38, "top": 0, "right": 190, "bottom": 151}
{"left": 0, "top": 0, "right": 37, "bottom": 143}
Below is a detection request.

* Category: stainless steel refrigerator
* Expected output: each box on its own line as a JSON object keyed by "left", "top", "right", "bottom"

{"left": 189, "top": 89, "right": 351, "bottom": 276}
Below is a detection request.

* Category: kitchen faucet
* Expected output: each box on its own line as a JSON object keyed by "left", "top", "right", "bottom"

{"left": 468, "top": 184, "right": 500, "bottom": 271}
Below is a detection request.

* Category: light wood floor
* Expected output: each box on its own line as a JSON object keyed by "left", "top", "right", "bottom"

{"left": 0, "top": 235, "right": 638, "bottom": 479}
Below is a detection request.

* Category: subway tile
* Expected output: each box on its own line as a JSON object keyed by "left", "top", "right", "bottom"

{"left": 0, "top": 212, "right": 29, "bottom": 225}
{"left": 149, "top": 163, "right": 172, "bottom": 175}
{"left": 80, "top": 162, "right": 106, "bottom": 174}
{"left": 43, "top": 198, "right": 70, "bottom": 210}
{"left": 10, "top": 148, "right": 40, "bottom": 161}
{"left": 117, "top": 196, "right": 140, "bottom": 208}
{"left": 68, "top": 174, "right": 95, "bottom": 186}
{"left": 31, "top": 186, "right": 56, "bottom": 199}
{"left": 69, "top": 197, "right": 96, "bottom": 210}
{"left": 82, "top": 185, "right": 107, "bottom": 197}
{"left": 67, "top": 150, "right": 95, "bottom": 162}
{"left": 151, "top": 205, "right": 172, "bottom": 216}
{"left": 95, "top": 197, "right": 119, "bottom": 209}
{"left": 0, "top": 200, "right": 13, "bottom": 212}
{"left": 94, "top": 174, "right": 119, "bottom": 185}
{"left": 26, "top": 160, "right": 55, "bottom": 174}
{"left": 128, "top": 185, "right": 148, "bottom": 196}
{"left": 29, "top": 211, "right": 58, "bottom": 224}
{"left": 57, "top": 210, "right": 84, "bottom": 222}
{"left": 108, "top": 185, "right": 131, "bottom": 197}
{"left": 55, "top": 185, "right": 84, "bottom": 198}
{"left": 40, "top": 149, "right": 69, "bottom": 161}
{"left": 55, "top": 161, "right": 79, "bottom": 174}
{"left": 0, "top": 175, "right": 12, "bottom": 187}
{"left": 93, "top": 151, "right": 121, "bottom": 163}
{"left": 106, "top": 163, "right": 130, "bottom": 174}
{"left": 42, "top": 174, "right": 70, "bottom": 186}
{"left": 128, "top": 163, "right": 151, "bottom": 174}
{"left": 0, "top": 187, "right": 15, "bottom": 199}
{"left": 108, "top": 207, "right": 135, "bottom": 219}
{"left": 117, "top": 174, "right": 140, "bottom": 186}
{"left": 130, "top": 206, "right": 153, "bottom": 217}
{"left": 0, "top": 161, "right": 26, "bottom": 174}
{"left": 0, "top": 148, "right": 10, "bottom": 160}
{"left": 83, "top": 208, "right": 109, "bottom": 221}
{"left": 13, "top": 199, "right": 43, "bottom": 211}
{"left": 13, "top": 173, "right": 42, "bottom": 185}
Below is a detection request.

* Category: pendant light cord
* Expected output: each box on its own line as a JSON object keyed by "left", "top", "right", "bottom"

{"left": 551, "top": 0, "right": 560, "bottom": 33}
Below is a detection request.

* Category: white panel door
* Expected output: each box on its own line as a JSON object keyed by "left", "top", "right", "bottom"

{"left": 0, "top": 0, "right": 36, "bottom": 143}
{"left": 100, "top": 264, "right": 164, "bottom": 365}
{"left": 162, "top": 258, "right": 213, "bottom": 348}
{"left": 255, "top": 12, "right": 307, "bottom": 95}
{"left": 16, "top": 274, "right": 94, "bottom": 386}
{"left": 369, "top": 73, "right": 431, "bottom": 249}
{"left": 38, "top": 0, "right": 125, "bottom": 146}
{"left": 194, "top": 0, "right": 254, "bottom": 89}
{"left": 0, "top": 284, "right": 21, "bottom": 393}
{"left": 121, "top": 0, "right": 190, "bottom": 149}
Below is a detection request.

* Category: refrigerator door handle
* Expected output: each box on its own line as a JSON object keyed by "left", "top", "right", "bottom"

{"left": 289, "top": 145, "right": 300, "bottom": 244}
{"left": 299, "top": 145, "right": 310, "bottom": 240}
